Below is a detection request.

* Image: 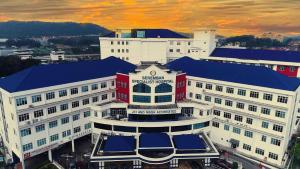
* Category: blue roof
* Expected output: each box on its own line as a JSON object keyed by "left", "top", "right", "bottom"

{"left": 0, "top": 57, "right": 136, "bottom": 93}
{"left": 167, "top": 57, "right": 300, "bottom": 91}
{"left": 210, "top": 48, "right": 300, "bottom": 63}
{"left": 173, "top": 134, "right": 207, "bottom": 150}
{"left": 103, "top": 136, "right": 136, "bottom": 152}
{"left": 102, "top": 29, "right": 187, "bottom": 38}
{"left": 139, "top": 133, "right": 172, "bottom": 149}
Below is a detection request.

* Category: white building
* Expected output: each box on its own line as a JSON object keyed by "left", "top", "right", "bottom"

{"left": 50, "top": 50, "right": 65, "bottom": 61}
{"left": 0, "top": 56, "right": 299, "bottom": 168}
{"left": 100, "top": 28, "right": 216, "bottom": 64}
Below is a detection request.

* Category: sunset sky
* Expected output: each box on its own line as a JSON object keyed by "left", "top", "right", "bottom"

{"left": 0, "top": 0, "right": 299, "bottom": 36}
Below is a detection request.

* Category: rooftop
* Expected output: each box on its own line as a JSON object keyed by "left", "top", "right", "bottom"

{"left": 210, "top": 48, "right": 300, "bottom": 63}
{"left": 167, "top": 57, "right": 300, "bottom": 91}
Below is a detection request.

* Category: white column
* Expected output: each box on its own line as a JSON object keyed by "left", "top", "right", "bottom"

{"left": 21, "top": 159, "right": 26, "bottom": 169}
{"left": 48, "top": 149, "right": 52, "bottom": 162}
{"left": 99, "top": 161, "right": 104, "bottom": 169}
{"left": 72, "top": 139, "right": 75, "bottom": 152}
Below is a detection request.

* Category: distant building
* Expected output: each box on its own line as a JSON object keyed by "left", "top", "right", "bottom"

{"left": 100, "top": 28, "right": 216, "bottom": 64}
{"left": 261, "top": 32, "right": 285, "bottom": 42}
{"left": 50, "top": 51, "right": 65, "bottom": 61}
{"left": 11, "top": 49, "right": 33, "bottom": 60}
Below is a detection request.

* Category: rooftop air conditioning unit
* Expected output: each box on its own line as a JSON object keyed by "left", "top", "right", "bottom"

{"left": 28, "top": 105, "right": 34, "bottom": 108}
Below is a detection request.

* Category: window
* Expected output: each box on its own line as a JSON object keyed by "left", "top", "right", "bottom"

{"left": 59, "top": 90, "right": 67, "bottom": 97}
{"left": 246, "top": 118, "right": 253, "bottom": 124}
{"left": 205, "top": 96, "right": 211, "bottom": 102}
{"left": 47, "top": 106, "right": 56, "bottom": 114}
{"left": 262, "top": 121, "right": 269, "bottom": 128}
{"left": 32, "top": 95, "right": 42, "bottom": 103}
{"left": 84, "top": 111, "right": 91, "bottom": 118}
{"left": 255, "top": 148, "right": 264, "bottom": 155}
{"left": 275, "top": 110, "right": 285, "bottom": 118}
{"left": 85, "top": 123, "right": 91, "bottom": 129}
{"left": 212, "top": 121, "right": 219, "bottom": 128}
{"left": 21, "top": 128, "right": 31, "bottom": 137}
{"left": 73, "top": 114, "right": 80, "bottom": 121}
{"left": 46, "top": 92, "right": 55, "bottom": 100}
{"left": 278, "top": 66, "right": 285, "bottom": 71}
{"left": 92, "top": 96, "right": 99, "bottom": 103}
{"left": 101, "top": 82, "right": 107, "bottom": 88}
{"left": 290, "top": 66, "right": 296, "bottom": 72}
{"left": 248, "top": 105, "right": 257, "bottom": 112}
{"left": 49, "top": 120, "right": 58, "bottom": 128}
{"left": 215, "top": 98, "right": 222, "bottom": 104}
{"left": 133, "top": 95, "right": 151, "bottom": 103}
{"left": 82, "top": 86, "right": 89, "bottom": 92}
{"left": 237, "top": 89, "right": 246, "bottom": 96}
{"left": 226, "top": 87, "right": 234, "bottom": 94}
{"left": 196, "top": 82, "right": 202, "bottom": 88}
{"left": 176, "top": 49, "right": 180, "bottom": 52}
{"left": 60, "top": 103, "right": 68, "bottom": 111}
{"left": 37, "top": 138, "right": 46, "bottom": 147}
{"left": 61, "top": 117, "right": 69, "bottom": 124}
{"left": 261, "top": 135, "right": 267, "bottom": 142}
{"left": 72, "top": 101, "right": 79, "bottom": 108}
{"left": 111, "top": 81, "right": 115, "bottom": 86}
{"left": 243, "top": 144, "right": 251, "bottom": 151}
{"left": 50, "top": 134, "right": 59, "bottom": 142}
{"left": 169, "top": 49, "right": 173, "bottom": 52}
{"left": 236, "top": 102, "right": 244, "bottom": 109}
{"left": 62, "top": 130, "right": 71, "bottom": 138}
{"left": 234, "top": 115, "right": 243, "bottom": 122}
{"left": 277, "top": 96, "right": 288, "bottom": 103}
{"left": 155, "top": 83, "right": 172, "bottom": 93}
{"left": 19, "top": 113, "right": 29, "bottom": 122}
{"left": 70, "top": 88, "right": 78, "bottom": 95}
{"left": 233, "top": 127, "right": 241, "bottom": 134}
{"left": 74, "top": 126, "right": 81, "bottom": 133}
{"left": 133, "top": 83, "right": 151, "bottom": 93}
{"left": 82, "top": 98, "right": 90, "bottom": 105}
{"left": 250, "top": 91, "right": 259, "bottom": 98}
{"left": 35, "top": 124, "right": 45, "bottom": 132}
{"left": 213, "top": 110, "right": 220, "bottom": 116}
{"left": 23, "top": 143, "right": 33, "bottom": 152}
{"left": 16, "top": 97, "right": 27, "bottom": 106}
{"left": 155, "top": 95, "right": 172, "bottom": 103}
{"left": 101, "top": 94, "right": 108, "bottom": 100}
{"left": 34, "top": 109, "right": 43, "bottom": 118}
{"left": 187, "top": 81, "right": 191, "bottom": 86}
{"left": 195, "top": 94, "right": 202, "bottom": 100}
{"left": 224, "top": 124, "right": 230, "bottom": 131}
{"left": 271, "top": 138, "right": 281, "bottom": 146}
{"left": 269, "top": 152, "right": 278, "bottom": 160}
{"left": 244, "top": 130, "right": 253, "bottom": 138}
{"left": 263, "top": 93, "right": 273, "bottom": 101}
{"left": 224, "top": 112, "right": 231, "bottom": 119}
{"left": 261, "top": 107, "right": 270, "bottom": 115}
{"left": 225, "top": 100, "right": 233, "bottom": 107}
{"left": 273, "top": 124, "right": 283, "bottom": 132}
{"left": 206, "top": 84, "right": 212, "bottom": 90}
{"left": 216, "top": 85, "right": 223, "bottom": 92}
{"left": 91, "top": 84, "right": 98, "bottom": 90}
{"left": 111, "top": 49, "right": 114, "bottom": 53}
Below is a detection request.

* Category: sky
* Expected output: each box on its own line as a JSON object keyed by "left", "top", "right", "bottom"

{"left": 0, "top": 0, "right": 299, "bottom": 36}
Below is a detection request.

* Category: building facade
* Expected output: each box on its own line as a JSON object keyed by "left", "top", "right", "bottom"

{"left": 0, "top": 57, "right": 299, "bottom": 169}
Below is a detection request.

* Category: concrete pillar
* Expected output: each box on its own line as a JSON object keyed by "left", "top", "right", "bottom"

{"left": 21, "top": 159, "right": 26, "bottom": 169}
{"left": 204, "top": 158, "right": 211, "bottom": 166}
{"left": 133, "top": 160, "right": 142, "bottom": 169}
{"left": 170, "top": 159, "right": 178, "bottom": 168}
{"left": 48, "top": 149, "right": 52, "bottom": 162}
{"left": 71, "top": 139, "right": 75, "bottom": 152}
{"left": 99, "top": 161, "right": 104, "bottom": 169}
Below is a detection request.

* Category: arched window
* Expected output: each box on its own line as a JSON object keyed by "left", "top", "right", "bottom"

{"left": 155, "top": 83, "right": 172, "bottom": 93}
{"left": 133, "top": 83, "right": 151, "bottom": 93}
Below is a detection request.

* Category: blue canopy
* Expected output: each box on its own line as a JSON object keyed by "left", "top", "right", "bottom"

{"left": 139, "top": 133, "right": 172, "bottom": 149}
{"left": 173, "top": 134, "right": 207, "bottom": 150}
{"left": 103, "top": 136, "right": 136, "bottom": 152}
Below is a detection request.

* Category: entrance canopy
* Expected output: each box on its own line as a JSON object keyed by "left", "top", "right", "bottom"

{"left": 139, "top": 133, "right": 173, "bottom": 149}
{"left": 103, "top": 136, "right": 136, "bottom": 152}
{"left": 173, "top": 134, "right": 207, "bottom": 150}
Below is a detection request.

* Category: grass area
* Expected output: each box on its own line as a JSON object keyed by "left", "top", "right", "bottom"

{"left": 38, "top": 163, "right": 58, "bottom": 169}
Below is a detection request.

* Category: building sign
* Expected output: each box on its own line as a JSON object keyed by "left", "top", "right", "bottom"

{"left": 132, "top": 76, "right": 173, "bottom": 84}
{"left": 128, "top": 108, "right": 179, "bottom": 114}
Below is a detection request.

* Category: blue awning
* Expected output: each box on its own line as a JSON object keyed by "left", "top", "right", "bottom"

{"left": 173, "top": 134, "right": 207, "bottom": 150}
{"left": 103, "top": 136, "right": 136, "bottom": 152}
{"left": 139, "top": 133, "right": 172, "bottom": 149}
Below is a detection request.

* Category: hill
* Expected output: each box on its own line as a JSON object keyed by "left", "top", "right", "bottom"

{"left": 0, "top": 21, "right": 111, "bottom": 38}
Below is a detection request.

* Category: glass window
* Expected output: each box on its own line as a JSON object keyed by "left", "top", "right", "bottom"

{"left": 82, "top": 98, "right": 90, "bottom": 105}
{"left": 61, "top": 117, "right": 69, "bottom": 124}
{"left": 261, "top": 107, "right": 270, "bottom": 115}
{"left": 49, "top": 120, "right": 58, "bottom": 128}
{"left": 273, "top": 124, "right": 283, "bottom": 132}
{"left": 205, "top": 96, "right": 211, "bottom": 102}
{"left": 212, "top": 121, "right": 219, "bottom": 128}
{"left": 244, "top": 130, "right": 253, "bottom": 138}
{"left": 133, "top": 83, "right": 151, "bottom": 93}
{"left": 59, "top": 90, "right": 67, "bottom": 97}
{"left": 16, "top": 97, "right": 27, "bottom": 106}
{"left": 233, "top": 127, "right": 241, "bottom": 134}
{"left": 243, "top": 144, "right": 251, "bottom": 151}
{"left": 74, "top": 126, "right": 81, "bottom": 133}
{"left": 35, "top": 124, "right": 45, "bottom": 132}
{"left": 81, "top": 86, "right": 89, "bottom": 92}
{"left": 32, "top": 95, "right": 42, "bottom": 103}
{"left": 224, "top": 124, "right": 230, "bottom": 131}
{"left": 155, "top": 95, "right": 172, "bottom": 103}
{"left": 205, "top": 84, "right": 212, "bottom": 90}
{"left": 275, "top": 110, "right": 285, "bottom": 118}
{"left": 250, "top": 91, "right": 259, "bottom": 98}
{"left": 70, "top": 88, "right": 78, "bottom": 95}
{"left": 271, "top": 138, "right": 281, "bottom": 146}
{"left": 277, "top": 96, "right": 288, "bottom": 103}
{"left": 261, "top": 135, "right": 267, "bottom": 142}
{"left": 248, "top": 105, "right": 257, "bottom": 112}
{"left": 255, "top": 148, "right": 264, "bottom": 155}
{"left": 72, "top": 101, "right": 79, "bottom": 108}
{"left": 133, "top": 95, "right": 151, "bottom": 103}
{"left": 47, "top": 106, "right": 56, "bottom": 114}
{"left": 34, "top": 109, "right": 43, "bottom": 118}
{"left": 84, "top": 111, "right": 91, "bottom": 118}
{"left": 196, "top": 82, "right": 202, "bottom": 88}
{"left": 91, "top": 84, "right": 98, "bottom": 90}
{"left": 73, "top": 114, "right": 80, "bottom": 121}
{"left": 60, "top": 103, "right": 68, "bottom": 111}
{"left": 155, "top": 83, "right": 172, "bottom": 93}
{"left": 85, "top": 123, "right": 91, "bottom": 130}
{"left": 216, "top": 85, "right": 223, "bottom": 92}
{"left": 237, "top": 89, "right": 246, "bottom": 96}
{"left": 262, "top": 121, "right": 269, "bottom": 128}
{"left": 101, "top": 82, "right": 107, "bottom": 88}
{"left": 246, "top": 118, "right": 253, "bottom": 124}
{"left": 269, "top": 152, "right": 278, "bottom": 160}
{"left": 62, "top": 130, "right": 71, "bottom": 138}
{"left": 20, "top": 128, "right": 31, "bottom": 137}
{"left": 19, "top": 113, "right": 29, "bottom": 122}
{"left": 215, "top": 98, "right": 222, "bottom": 104}
{"left": 50, "top": 134, "right": 59, "bottom": 142}
{"left": 234, "top": 115, "right": 243, "bottom": 122}
{"left": 263, "top": 93, "right": 273, "bottom": 101}
{"left": 101, "top": 94, "right": 108, "bottom": 100}
{"left": 225, "top": 100, "right": 233, "bottom": 107}
{"left": 236, "top": 102, "right": 244, "bottom": 109}
{"left": 46, "top": 92, "right": 55, "bottom": 100}
{"left": 224, "top": 112, "right": 231, "bottom": 119}
{"left": 37, "top": 138, "right": 46, "bottom": 147}
{"left": 23, "top": 143, "right": 33, "bottom": 152}
{"left": 226, "top": 87, "right": 234, "bottom": 94}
